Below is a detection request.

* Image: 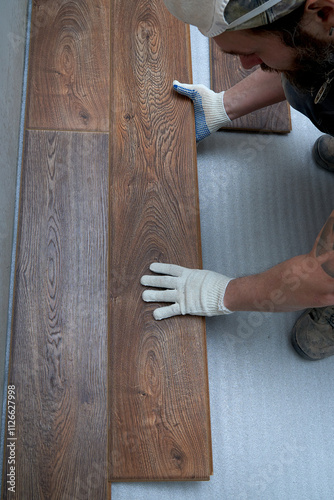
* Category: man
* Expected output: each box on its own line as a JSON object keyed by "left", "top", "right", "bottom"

{"left": 140, "top": 0, "right": 334, "bottom": 361}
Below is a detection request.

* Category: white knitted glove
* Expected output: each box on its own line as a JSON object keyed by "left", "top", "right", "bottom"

{"left": 141, "top": 263, "right": 234, "bottom": 320}
{"left": 173, "top": 80, "right": 231, "bottom": 142}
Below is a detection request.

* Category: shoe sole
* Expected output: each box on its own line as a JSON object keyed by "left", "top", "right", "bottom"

{"left": 312, "top": 137, "right": 334, "bottom": 172}
{"left": 290, "top": 328, "right": 317, "bottom": 360}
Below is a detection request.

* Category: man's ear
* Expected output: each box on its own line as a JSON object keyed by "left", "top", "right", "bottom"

{"left": 304, "top": 0, "right": 334, "bottom": 32}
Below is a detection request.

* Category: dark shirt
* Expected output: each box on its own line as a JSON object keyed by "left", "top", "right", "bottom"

{"left": 282, "top": 75, "right": 334, "bottom": 136}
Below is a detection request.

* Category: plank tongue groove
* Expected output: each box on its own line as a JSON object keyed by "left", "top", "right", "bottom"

{"left": 109, "top": 0, "right": 213, "bottom": 482}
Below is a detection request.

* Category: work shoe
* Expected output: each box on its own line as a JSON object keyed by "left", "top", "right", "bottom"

{"left": 312, "top": 135, "right": 334, "bottom": 172}
{"left": 291, "top": 306, "right": 334, "bottom": 360}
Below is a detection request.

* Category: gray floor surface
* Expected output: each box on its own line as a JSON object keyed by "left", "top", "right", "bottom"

{"left": 112, "top": 27, "right": 334, "bottom": 500}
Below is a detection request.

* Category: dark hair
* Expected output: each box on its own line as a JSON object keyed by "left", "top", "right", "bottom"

{"left": 251, "top": 2, "right": 334, "bottom": 93}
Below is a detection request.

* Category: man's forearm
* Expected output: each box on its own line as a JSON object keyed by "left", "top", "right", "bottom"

{"left": 225, "top": 255, "right": 328, "bottom": 313}
{"left": 224, "top": 68, "right": 286, "bottom": 121}
{"left": 224, "top": 253, "right": 334, "bottom": 313}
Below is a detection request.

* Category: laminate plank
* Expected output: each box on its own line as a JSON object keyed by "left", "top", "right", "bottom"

{"left": 210, "top": 39, "right": 291, "bottom": 132}
{"left": 2, "top": 131, "right": 109, "bottom": 499}
{"left": 109, "top": 0, "right": 213, "bottom": 482}
{"left": 26, "top": 0, "right": 110, "bottom": 131}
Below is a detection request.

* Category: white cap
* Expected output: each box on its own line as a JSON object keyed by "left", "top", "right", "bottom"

{"left": 163, "top": 0, "right": 306, "bottom": 37}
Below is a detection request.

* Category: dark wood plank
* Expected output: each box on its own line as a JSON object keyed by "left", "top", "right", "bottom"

{"left": 2, "top": 131, "right": 109, "bottom": 499}
{"left": 210, "top": 39, "right": 291, "bottom": 133}
{"left": 26, "top": 0, "right": 110, "bottom": 131}
{"left": 109, "top": 0, "right": 213, "bottom": 482}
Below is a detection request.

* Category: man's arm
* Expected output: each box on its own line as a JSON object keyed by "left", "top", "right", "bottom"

{"left": 173, "top": 68, "right": 287, "bottom": 141}
{"left": 141, "top": 212, "right": 334, "bottom": 320}
{"left": 224, "top": 211, "right": 334, "bottom": 313}
{"left": 223, "top": 68, "right": 286, "bottom": 120}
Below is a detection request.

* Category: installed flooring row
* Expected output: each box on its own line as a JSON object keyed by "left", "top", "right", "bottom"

{"left": 1, "top": 0, "right": 212, "bottom": 498}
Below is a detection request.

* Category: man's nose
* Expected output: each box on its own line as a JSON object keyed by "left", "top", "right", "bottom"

{"left": 239, "top": 54, "right": 263, "bottom": 69}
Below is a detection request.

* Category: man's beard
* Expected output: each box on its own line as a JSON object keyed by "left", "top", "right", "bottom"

{"left": 261, "top": 28, "right": 334, "bottom": 95}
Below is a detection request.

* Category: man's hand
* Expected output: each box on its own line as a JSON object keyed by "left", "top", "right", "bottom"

{"left": 141, "top": 262, "right": 233, "bottom": 320}
{"left": 173, "top": 80, "right": 231, "bottom": 142}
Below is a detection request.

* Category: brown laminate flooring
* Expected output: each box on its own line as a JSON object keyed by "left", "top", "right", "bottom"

{"left": 2, "top": 0, "right": 212, "bottom": 496}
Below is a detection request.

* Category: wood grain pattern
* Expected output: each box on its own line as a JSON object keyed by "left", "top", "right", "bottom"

{"left": 210, "top": 39, "right": 291, "bottom": 133}
{"left": 26, "top": 0, "right": 110, "bottom": 131}
{"left": 2, "top": 131, "right": 109, "bottom": 499}
{"left": 109, "top": 0, "right": 212, "bottom": 481}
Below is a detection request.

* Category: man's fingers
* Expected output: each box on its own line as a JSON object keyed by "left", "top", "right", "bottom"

{"left": 173, "top": 80, "right": 196, "bottom": 98}
{"left": 149, "top": 262, "right": 184, "bottom": 277}
{"left": 153, "top": 303, "right": 181, "bottom": 320}
{"left": 141, "top": 262, "right": 189, "bottom": 320}
{"left": 140, "top": 274, "right": 177, "bottom": 289}
{"left": 142, "top": 289, "right": 177, "bottom": 303}
{"left": 173, "top": 80, "right": 192, "bottom": 90}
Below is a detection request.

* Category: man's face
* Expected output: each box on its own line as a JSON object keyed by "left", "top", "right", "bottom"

{"left": 214, "top": 26, "right": 334, "bottom": 93}
{"left": 213, "top": 30, "right": 297, "bottom": 71}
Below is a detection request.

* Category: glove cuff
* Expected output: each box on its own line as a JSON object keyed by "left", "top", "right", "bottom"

{"left": 217, "top": 277, "right": 234, "bottom": 314}
{"left": 204, "top": 274, "right": 234, "bottom": 315}
{"left": 205, "top": 91, "right": 231, "bottom": 132}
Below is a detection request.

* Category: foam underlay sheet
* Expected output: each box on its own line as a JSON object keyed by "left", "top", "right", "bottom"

{"left": 112, "top": 27, "right": 334, "bottom": 500}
